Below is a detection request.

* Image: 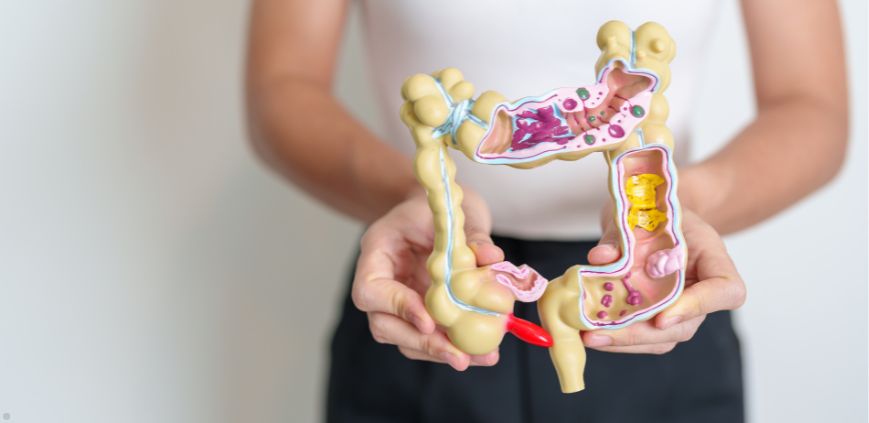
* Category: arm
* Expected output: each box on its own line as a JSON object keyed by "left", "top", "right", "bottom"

{"left": 680, "top": 0, "right": 848, "bottom": 234}
{"left": 247, "top": 1, "right": 504, "bottom": 367}
{"left": 245, "top": 0, "right": 417, "bottom": 223}
{"left": 587, "top": 5, "right": 846, "bottom": 352}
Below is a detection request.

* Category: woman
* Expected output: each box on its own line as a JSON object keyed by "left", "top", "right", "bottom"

{"left": 245, "top": 1, "right": 847, "bottom": 421}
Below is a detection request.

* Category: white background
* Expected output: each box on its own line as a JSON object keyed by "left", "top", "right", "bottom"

{"left": 0, "top": 1, "right": 866, "bottom": 422}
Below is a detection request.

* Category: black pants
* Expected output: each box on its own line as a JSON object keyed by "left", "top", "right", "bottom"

{"left": 327, "top": 236, "right": 743, "bottom": 423}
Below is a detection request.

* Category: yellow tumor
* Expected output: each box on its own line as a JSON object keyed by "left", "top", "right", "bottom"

{"left": 625, "top": 174, "right": 667, "bottom": 232}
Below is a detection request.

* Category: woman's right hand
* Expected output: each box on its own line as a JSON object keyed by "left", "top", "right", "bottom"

{"left": 351, "top": 188, "right": 504, "bottom": 370}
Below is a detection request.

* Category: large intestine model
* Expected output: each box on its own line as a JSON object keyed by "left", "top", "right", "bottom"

{"left": 399, "top": 21, "right": 686, "bottom": 393}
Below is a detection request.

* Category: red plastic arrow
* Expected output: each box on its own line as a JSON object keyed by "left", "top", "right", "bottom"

{"left": 506, "top": 313, "right": 553, "bottom": 348}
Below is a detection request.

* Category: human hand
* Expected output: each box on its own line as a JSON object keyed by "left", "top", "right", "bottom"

{"left": 582, "top": 209, "right": 746, "bottom": 354}
{"left": 351, "top": 188, "right": 505, "bottom": 370}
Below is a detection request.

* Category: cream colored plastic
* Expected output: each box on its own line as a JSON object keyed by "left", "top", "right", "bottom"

{"left": 399, "top": 21, "right": 684, "bottom": 393}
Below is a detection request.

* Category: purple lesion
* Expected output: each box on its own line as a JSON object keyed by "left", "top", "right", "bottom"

{"left": 622, "top": 272, "right": 643, "bottom": 306}
{"left": 511, "top": 106, "right": 573, "bottom": 151}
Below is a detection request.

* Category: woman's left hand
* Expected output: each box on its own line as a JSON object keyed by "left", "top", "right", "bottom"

{"left": 581, "top": 210, "right": 747, "bottom": 354}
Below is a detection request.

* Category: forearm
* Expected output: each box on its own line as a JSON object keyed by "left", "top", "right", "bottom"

{"left": 680, "top": 96, "right": 847, "bottom": 234}
{"left": 247, "top": 76, "right": 417, "bottom": 223}
{"left": 683, "top": 0, "right": 851, "bottom": 234}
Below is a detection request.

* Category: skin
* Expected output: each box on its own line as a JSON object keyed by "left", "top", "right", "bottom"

{"left": 246, "top": 0, "right": 416, "bottom": 223}
{"left": 245, "top": 0, "right": 848, "bottom": 365}
{"left": 585, "top": 0, "right": 847, "bottom": 351}
{"left": 351, "top": 188, "right": 506, "bottom": 370}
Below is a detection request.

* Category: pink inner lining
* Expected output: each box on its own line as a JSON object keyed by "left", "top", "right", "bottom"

{"left": 491, "top": 261, "right": 549, "bottom": 302}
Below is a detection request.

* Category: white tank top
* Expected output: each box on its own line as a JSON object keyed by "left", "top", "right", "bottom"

{"left": 359, "top": 0, "right": 722, "bottom": 239}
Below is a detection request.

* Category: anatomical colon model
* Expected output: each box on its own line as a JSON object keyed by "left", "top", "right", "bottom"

{"left": 399, "top": 21, "right": 686, "bottom": 393}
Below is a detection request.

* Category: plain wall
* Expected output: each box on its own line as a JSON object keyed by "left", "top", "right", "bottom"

{"left": 0, "top": 1, "right": 865, "bottom": 422}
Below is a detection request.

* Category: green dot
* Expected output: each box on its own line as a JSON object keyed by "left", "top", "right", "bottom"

{"left": 584, "top": 134, "right": 595, "bottom": 145}
{"left": 588, "top": 115, "right": 596, "bottom": 122}
{"left": 631, "top": 105, "right": 645, "bottom": 118}
{"left": 600, "top": 111, "right": 606, "bottom": 117}
{"left": 576, "top": 88, "right": 590, "bottom": 100}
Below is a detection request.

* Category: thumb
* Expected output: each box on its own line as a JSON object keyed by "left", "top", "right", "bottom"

{"left": 467, "top": 230, "right": 505, "bottom": 266}
{"left": 588, "top": 215, "right": 621, "bottom": 265}
{"left": 461, "top": 188, "right": 504, "bottom": 266}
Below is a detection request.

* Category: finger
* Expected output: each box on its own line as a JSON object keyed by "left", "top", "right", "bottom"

{"left": 588, "top": 219, "right": 621, "bottom": 265}
{"left": 367, "top": 312, "right": 471, "bottom": 371}
{"left": 583, "top": 316, "right": 705, "bottom": 347}
{"left": 353, "top": 249, "right": 436, "bottom": 334}
{"left": 655, "top": 274, "right": 745, "bottom": 329}
{"left": 592, "top": 342, "right": 678, "bottom": 355}
{"left": 469, "top": 350, "right": 500, "bottom": 366}
{"left": 462, "top": 190, "right": 504, "bottom": 266}
{"left": 467, "top": 232, "right": 505, "bottom": 266}
{"left": 351, "top": 237, "right": 436, "bottom": 333}
{"left": 587, "top": 239, "right": 620, "bottom": 265}
{"left": 397, "top": 346, "right": 446, "bottom": 363}
{"left": 398, "top": 347, "right": 500, "bottom": 367}
{"left": 589, "top": 202, "right": 620, "bottom": 265}
{"left": 655, "top": 227, "right": 746, "bottom": 328}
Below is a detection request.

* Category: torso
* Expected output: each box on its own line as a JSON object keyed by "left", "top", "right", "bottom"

{"left": 359, "top": 0, "right": 722, "bottom": 239}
